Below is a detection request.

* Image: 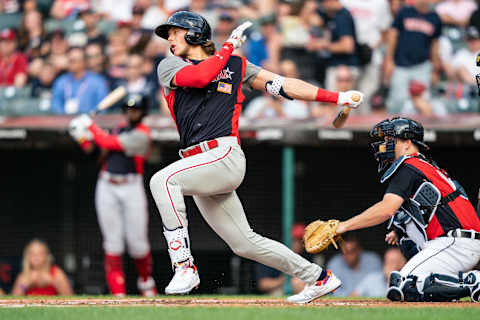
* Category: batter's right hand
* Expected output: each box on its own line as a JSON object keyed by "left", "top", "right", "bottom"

{"left": 337, "top": 90, "right": 364, "bottom": 109}
{"left": 225, "top": 21, "right": 253, "bottom": 49}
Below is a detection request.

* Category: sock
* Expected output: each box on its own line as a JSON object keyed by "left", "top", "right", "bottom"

{"left": 134, "top": 252, "right": 153, "bottom": 281}
{"left": 105, "top": 254, "right": 126, "bottom": 295}
{"left": 317, "top": 269, "right": 327, "bottom": 281}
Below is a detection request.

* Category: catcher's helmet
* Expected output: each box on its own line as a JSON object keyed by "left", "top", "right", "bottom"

{"left": 369, "top": 117, "right": 429, "bottom": 172}
{"left": 123, "top": 93, "right": 149, "bottom": 115}
{"left": 155, "top": 11, "right": 211, "bottom": 45}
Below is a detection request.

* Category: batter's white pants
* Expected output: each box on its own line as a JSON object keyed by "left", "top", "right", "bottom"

{"left": 149, "top": 136, "right": 322, "bottom": 283}
{"left": 95, "top": 173, "right": 150, "bottom": 258}
{"left": 400, "top": 236, "right": 480, "bottom": 291}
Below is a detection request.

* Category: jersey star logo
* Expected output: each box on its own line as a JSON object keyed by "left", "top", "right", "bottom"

{"left": 213, "top": 67, "right": 235, "bottom": 82}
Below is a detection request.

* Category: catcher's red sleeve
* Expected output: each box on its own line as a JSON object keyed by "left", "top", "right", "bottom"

{"left": 315, "top": 88, "right": 339, "bottom": 104}
{"left": 175, "top": 43, "right": 234, "bottom": 88}
{"left": 89, "top": 124, "right": 123, "bottom": 151}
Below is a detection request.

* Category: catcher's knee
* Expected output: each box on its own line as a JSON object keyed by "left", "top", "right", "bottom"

{"left": 423, "top": 273, "right": 474, "bottom": 302}
{"left": 386, "top": 272, "right": 423, "bottom": 302}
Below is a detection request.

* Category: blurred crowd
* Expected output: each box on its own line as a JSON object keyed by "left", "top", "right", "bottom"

{"left": 0, "top": 0, "right": 479, "bottom": 117}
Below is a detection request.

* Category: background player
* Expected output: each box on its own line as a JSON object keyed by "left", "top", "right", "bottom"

{"left": 330, "top": 117, "right": 480, "bottom": 302}
{"left": 150, "top": 11, "right": 364, "bottom": 304}
{"left": 68, "top": 94, "right": 157, "bottom": 297}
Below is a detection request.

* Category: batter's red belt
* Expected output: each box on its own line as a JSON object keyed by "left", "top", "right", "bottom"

{"left": 180, "top": 139, "right": 219, "bottom": 158}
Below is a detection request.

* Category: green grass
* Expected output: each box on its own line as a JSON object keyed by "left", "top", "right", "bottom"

{"left": 0, "top": 306, "right": 479, "bottom": 320}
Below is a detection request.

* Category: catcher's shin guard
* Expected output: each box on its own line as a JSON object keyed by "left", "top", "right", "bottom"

{"left": 105, "top": 254, "right": 126, "bottom": 295}
{"left": 422, "top": 273, "right": 473, "bottom": 302}
{"left": 386, "top": 271, "right": 404, "bottom": 301}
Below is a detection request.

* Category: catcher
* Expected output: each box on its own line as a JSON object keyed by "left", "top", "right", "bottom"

{"left": 304, "top": 117, "right": 480, "bottom": 302}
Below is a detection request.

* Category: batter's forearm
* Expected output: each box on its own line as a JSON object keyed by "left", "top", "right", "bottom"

{"left": 283, "top": 78, "right": 339, "bottom": 103}
{"left": 89, "top": 124, "right": 124, "bottom": 151}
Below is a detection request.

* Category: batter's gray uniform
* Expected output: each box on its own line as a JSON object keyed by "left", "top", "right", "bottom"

{"left": 150, "top": 55, "right": 323, "bottom": 284}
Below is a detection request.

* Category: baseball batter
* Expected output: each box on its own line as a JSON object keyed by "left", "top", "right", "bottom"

{"left": 330, "top": 117, "right": 480, "bottom": 302}
{"left": 69, "top": 94, "right": 157, "bottom": 297}
{"left": 150, "top": 11, "right": 364, "bottom": 303}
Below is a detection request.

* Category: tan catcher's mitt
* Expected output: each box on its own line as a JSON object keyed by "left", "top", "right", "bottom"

{"left": 304, "top": 219, "right": 343, "bottom": 254}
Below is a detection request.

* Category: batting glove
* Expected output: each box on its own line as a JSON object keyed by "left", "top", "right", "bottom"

{"left": 337, "top": 90, "right": 364, "bottom": 108}
{"left": 225, "top": 21, "right": 253, "bottom": 49}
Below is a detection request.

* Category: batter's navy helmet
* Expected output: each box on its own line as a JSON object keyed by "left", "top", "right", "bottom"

{"left": 155, "top": 11, "right": 211, "bottom": 45}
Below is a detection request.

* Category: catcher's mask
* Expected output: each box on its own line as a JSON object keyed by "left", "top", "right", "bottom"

{"left": 155, "top": 11, "right": 211, "bottom": 46}
{"left": 369, "top": 117, "right": 430, "bottom": 172}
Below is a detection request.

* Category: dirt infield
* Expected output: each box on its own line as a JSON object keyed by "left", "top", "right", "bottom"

{"left": 0, "top": 297, "right": 478, "bottom": 308}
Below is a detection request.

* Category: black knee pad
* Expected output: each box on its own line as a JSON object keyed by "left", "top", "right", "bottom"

{"left": 402, "top": 275, "right": 423, "bottom": 302}
{"left": 386, "top": 271, "right": 404, "bottom": 301}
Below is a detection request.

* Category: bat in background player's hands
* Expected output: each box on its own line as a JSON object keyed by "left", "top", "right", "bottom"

{"left": 337, "top": 90, "right": 364, "bottom": 108}
{"left": 225, "top": 21, "right": 253, "bottom": 49}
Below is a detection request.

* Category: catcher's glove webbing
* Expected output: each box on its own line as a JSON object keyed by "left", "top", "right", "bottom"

{"left": 304, "top": 219, "right": 343, "bottom": 254}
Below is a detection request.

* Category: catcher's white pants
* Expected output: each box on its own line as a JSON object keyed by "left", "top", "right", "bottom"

{"left": 95, "top": 173, "right": 150, "bottom": 258}
{"left": 400, "top": 236, "right": 480, "bottom": 291}
{"left": 150, "top": 136, "right": 322, "bottom": 283}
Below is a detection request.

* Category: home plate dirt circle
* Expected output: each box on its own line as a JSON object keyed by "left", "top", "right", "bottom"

{"left": 0, "top": 298, "right": 478, "bottom": 308}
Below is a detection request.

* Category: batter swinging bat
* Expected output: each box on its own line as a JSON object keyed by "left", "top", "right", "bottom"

{"left": 332, "top": 92, "right": 361, "bottom": 128}
{"left": 90, "top": 86, "right": 127, "bottom": 116}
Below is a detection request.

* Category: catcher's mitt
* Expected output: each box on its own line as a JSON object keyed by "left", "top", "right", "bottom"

{"left": 304, "top": 219, "right": 343, "bottom": 254}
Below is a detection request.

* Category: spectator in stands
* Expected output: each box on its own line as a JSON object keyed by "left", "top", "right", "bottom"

{"left": 46, "top": 29, "right": 69, "bottom": 76}
{"left": 316, "top": 0, "right": 360, "bottom": 92}
{"left": 340, "top": 0, "right": 392, "bottom": 112}
{"left": 107, "top": 31, "right": 129, "bottom": 81}
{"left": 127, "top": 5, "right": 152, "bottom": 54}
{"left": 115, "top": 53, "right": 157, "bottom": 110}
{"left": 141, "top": 0, "right": 169, "bottom": 30}
{"left": 78, "top": 8, "right": 107, "bottom": 46}
{"left": 30, "top": 59, "right": 56, "bottom": 102}
{"left": 85, "top": 41, "right": 115, "bottom": 89}
{"left": 256, "top": 223, "right": 311, "bottom": 295}
{"left": 243, "top": 14, "right": 282, "bottom": 72}
{"left": 18, "top": 9, "right": 45, "bottom": 59}
{"left": 212, "top": 12, "right": 236, "bottom": 52}
{"left": 11, "top": 239, "right": 73, "bottom": 296}
{"left": 351, "top": 248, "right": 406, "bottom": 297}
{"left": 369, "top": 87, "right": 388, "bottom": 116}
{"left": 435, "top": 0, "right": 477, "bottom": 28}
{"left": 0, "top": 0, "right": 21, "bottom": 13}
{"left": 398, "top": 79, "right": 448, "bottom": 116}
{"left": 453, "top": 26, "right": 480, "bottom": 85}
{"left": 50, "top": 46, "right": 108, "bottom": 114}
{"left": 311, "top": 65, "right": 354, "bottom": 117}
{"left": 244, "top": 59, "right": 310, "bottom": 119}
{"left": 388, "top": 0, "right": 405, "bottom": 16}
{"left": 470, "top": 0, "right": 480, "bottom": 32}
{"left": 384, "top": 0, "right": 442, "bottom": 113}
{"left": 50, "top": 0, "right": 89, "bottom": 20}
{"left": 326, "top": 233, "right": 382, "bottom": 296}
{"left": 0, "top": 28, "right": 27, "bottom": 87}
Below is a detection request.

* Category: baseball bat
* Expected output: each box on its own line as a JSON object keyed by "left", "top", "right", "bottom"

{"left": 332, "top": 107, "right": 351, "bottom": 128}
{"left": 90, "top": 86, "right": 127, "bottom": 116}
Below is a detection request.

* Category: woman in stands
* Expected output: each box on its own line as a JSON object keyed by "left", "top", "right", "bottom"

{"left": 11, "top": 239, "right": 73, "bottom": 296}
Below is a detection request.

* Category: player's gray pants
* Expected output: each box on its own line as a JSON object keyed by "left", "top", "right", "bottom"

{"left": 386, "top": 61, "right": 431, "bottom": 113}
{"left": 150, "top": 136, "right": 322, "bottom": 283}
{"left": 95, "top": 173, "right": 150, "bottom": 258}
{"left": 400, "top": 236, "right": 480, "bottom": 293}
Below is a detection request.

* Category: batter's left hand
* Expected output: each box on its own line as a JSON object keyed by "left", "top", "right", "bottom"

{"left": 337, "top": 90, "right": 364, "bottom": 109}
{"left": 225, "top": 21, "right": 253, "bottom": 49}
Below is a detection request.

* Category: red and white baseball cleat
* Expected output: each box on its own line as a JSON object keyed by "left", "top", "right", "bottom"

{"left": 165, "top": 262, "right": 200, "bottom": 295}
{"left": 137, "top": 276, "right": 157, "bottom": 297}
{"left": 287, "top": 269, "right": 341, "bottom": 304}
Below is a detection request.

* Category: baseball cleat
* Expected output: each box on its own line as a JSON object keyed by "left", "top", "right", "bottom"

{"left": 137, "top": 276, "right": 157, "bottom": 297}
{"left": 287, "top": 269, "right": 341, "bottom": 304}
{"left": 165, "top": 263, "right": 200, "bottom": 295}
